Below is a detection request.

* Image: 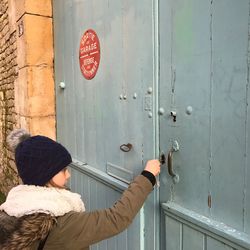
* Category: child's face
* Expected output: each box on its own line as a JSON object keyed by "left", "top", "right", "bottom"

{"left": 51, "top": 167, "right": 71, "bottom": 187}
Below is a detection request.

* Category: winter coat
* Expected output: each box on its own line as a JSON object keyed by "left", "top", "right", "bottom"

{"left": 0, "top": 175, "right": 153, "bottom": 250}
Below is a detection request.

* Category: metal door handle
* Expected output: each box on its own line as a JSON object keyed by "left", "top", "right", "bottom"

{"left": 167, "top": 150, "right": 177, "bottom": 177}
{"left": 167, "top": 141, "right": 180, "bottom": 183}
{"left": 120, "top": 143, "right": 133, "bottom": 152}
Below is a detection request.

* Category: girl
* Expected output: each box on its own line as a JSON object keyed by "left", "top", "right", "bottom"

{"left": 0, "top": 129, "right": 160, "bottom": 250}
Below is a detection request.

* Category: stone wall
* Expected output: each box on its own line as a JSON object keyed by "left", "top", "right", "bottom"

{"left": 0, "top": 0, "right": 55, "bottom": 194}
{"left": 15, "top": 0, "right": 55, "bottom": 138}
{"left": 0, "top": 0, "right": 19, "bottom": 194}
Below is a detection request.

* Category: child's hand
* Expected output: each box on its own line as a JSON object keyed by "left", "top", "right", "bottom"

{"left": 144, "top": 159, "right": 161, "bottom": 177}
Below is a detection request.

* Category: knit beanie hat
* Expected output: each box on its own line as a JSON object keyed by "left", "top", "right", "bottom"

{"left": 7, "top": 129, "right": 72, "bottom": 186}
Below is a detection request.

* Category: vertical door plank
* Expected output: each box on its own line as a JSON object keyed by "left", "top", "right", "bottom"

{"left": 116, "top": 232, "right": 127, "bottom": 250}
{"left": 70, "top": 1, "right": 88, "bottom": 161}
{"left": 165, "top": 216, "right": 181, "bottom": 250}
{"left": 182, "top": 225, "right": 204, "bottom": 250}
{"left": 58, "top": 1, "right": 77, "bottom": 155}
{"left": 99, "top": 0, "right": 125, "bottom": 171}
{"left": 127, "top": 216, "right": 141, "bottom": 250}
{"left": 246, "top": 65, "right": 250, "bottom": 233}
{"left": 159, "top": 0, "right": 175, "bottom": 204}
{"left": 53, "top": 0, "right": 67, "bottom": 146}
{"left": 245, "top": 2, "right": 250, "bottom": 233}
{"left": 171, "top": 0, "right": 211, "bottom": 216}
{"left": 211, "top": 0, "right": 249, "bottom": 230}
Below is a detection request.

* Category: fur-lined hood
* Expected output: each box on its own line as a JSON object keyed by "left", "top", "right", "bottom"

{"left": 0, "top": 184, "right": 85, "bottom": 217}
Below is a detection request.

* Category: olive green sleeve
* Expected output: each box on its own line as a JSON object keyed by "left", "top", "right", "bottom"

{"left": 52, "top": 175, "right": 153, "bottom": 249}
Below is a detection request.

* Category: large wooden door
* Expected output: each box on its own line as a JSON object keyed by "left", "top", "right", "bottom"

{"left": 53, "top": 1, "right": 159, "bottom": 249}
{"left": 159, "top": 0, "right": 250, "bottom": 249}
{"left": 53, "top": 1, "right": 250, "bottom": 249}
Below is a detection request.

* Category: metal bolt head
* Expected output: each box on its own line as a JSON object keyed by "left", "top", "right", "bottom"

{"left": 147, "top": 87, "right": 153, "bottom": 94}
{"left": 148, "top": 112, "right": 153, "bottom": 118}
{"left": 186, "top": 106, "right": 193, "bottom": 115}
{"left": 133, "top": 93, "right": 137, "bottom": 99}
{"left": 158, "top": 107, "right": 165, "bottom": 115}
{"left": 59, "top": 82, "right": 66, "bottom": 89}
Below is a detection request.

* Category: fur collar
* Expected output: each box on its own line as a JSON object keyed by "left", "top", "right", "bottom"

{"left": 0, "top": 185, "right": 85, "bottom": 217}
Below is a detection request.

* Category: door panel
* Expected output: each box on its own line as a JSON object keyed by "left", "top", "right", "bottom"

{"left": 54, "top": 0, "right": 155, "bottom": 179}
{"left": 210, "top": 0, "right": 249, "bottom": 229}
{"left": 160, "top": 0, "right": 250, "bottom": 249}
{"left": 54, "top": 0, "right": 250, "bottom": 249}
{"left": 159, "top": 0, "right": 211, "bottom": 214}
{"left": 53, "top": 0, "right": 158, "bottom": 249}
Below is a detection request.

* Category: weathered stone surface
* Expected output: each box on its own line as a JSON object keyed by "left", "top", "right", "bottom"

{"left": 0, "top": 0, "right": 55, "bottom": 194}
{"left": 16, "top": 0, "right": 52, "bottom": 21}
{"left": 0, "top": 0, "right": 18, "bottom": 194}
{"left": 14, "top": 67, "right": 27, "bottom": 116}
{"left": 17, "top": 14, "right": 53, "bottom": 68}
{"left": 27, "top": 66, "right": 55, "bottom": 116}
{"left": 16, "top": 66, "right": 55, "bottom": 117}
{"left": 19, "top": 115, "right": 56, "bottom": 140}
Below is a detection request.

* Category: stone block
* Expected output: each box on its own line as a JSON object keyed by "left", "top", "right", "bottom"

{"left": 17, "top": 14, "right": 53, "bottom": 68}
{"left": 27, "top": 66, "right": 55, "bottom": 117}
{"left": 26, "top": 115, "right": 56, "bottom": 139}
{"left": 16, "top": 66, "right": 55, "bottom": 117}
{"left": 15, "top": 0, "right": 52, "bottom": 21}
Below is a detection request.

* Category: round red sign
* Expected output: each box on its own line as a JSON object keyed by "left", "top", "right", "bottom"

{"left": 79, "top": 29, "right": 100, "bottom": 80}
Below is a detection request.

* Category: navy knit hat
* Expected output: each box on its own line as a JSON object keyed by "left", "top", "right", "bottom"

{"left": 7, "top": 129, "right": 72, "bottom": 186}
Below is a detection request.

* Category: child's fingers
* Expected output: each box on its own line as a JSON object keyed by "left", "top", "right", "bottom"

{"left": 144, "top": 159, "right": 161, "bottom": 176}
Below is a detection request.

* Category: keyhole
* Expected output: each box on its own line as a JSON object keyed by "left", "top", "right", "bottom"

{"left": 160, "top": 153, "right": 166, "bottom": 165}
{"left": 170, "top": 111, "right": 177, "bottom": 122}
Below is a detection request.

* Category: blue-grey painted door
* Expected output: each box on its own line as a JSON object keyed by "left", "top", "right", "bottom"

{"left": 54, "top": 0, "right": 250, "bottom": 249}
{"left": 53, "top": 1, "right": 159, "bottom": 250}
{"left": 159, "top": 0, "right": 250, "bottom": 249}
